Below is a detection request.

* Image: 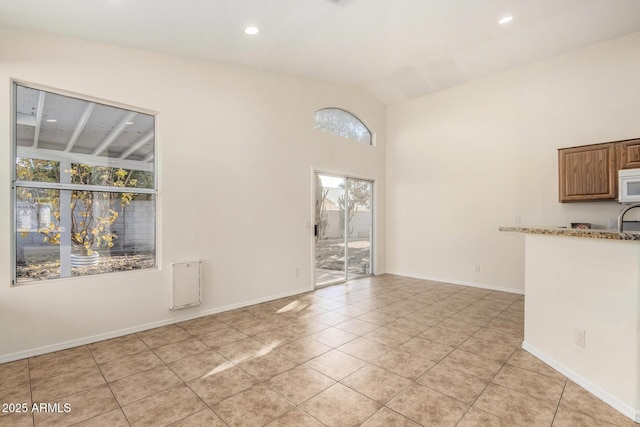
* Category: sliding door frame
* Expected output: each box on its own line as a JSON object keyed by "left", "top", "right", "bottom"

{"left": 312, "top": 168, "right": 375, "bottom": 289}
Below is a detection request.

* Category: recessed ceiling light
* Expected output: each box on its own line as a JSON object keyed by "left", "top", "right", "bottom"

{"left": 499, "top": 16, "right": 514, "bottom": 24}
{"left": 46, "top": 119, "right": 57, "bottom": 123}
{"left": 244, "top": 26, "right": 260, "bottom": 35}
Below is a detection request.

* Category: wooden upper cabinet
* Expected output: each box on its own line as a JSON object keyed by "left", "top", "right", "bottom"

{"left": 618, "top": 138, "right": 640, "bottom": 169}
{"left": 558, "top": 142, "right": 617, "bottom": 202}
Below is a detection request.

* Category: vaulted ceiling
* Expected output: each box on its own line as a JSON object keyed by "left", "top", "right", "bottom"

{"left": 1, "top": 0, "right": 640, "bottom": 105}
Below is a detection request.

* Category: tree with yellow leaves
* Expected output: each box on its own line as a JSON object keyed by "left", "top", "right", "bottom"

{"left": 17, "top": 159, "right": 143, "bottom": 257}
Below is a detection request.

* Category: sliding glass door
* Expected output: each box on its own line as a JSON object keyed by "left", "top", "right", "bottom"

{"left": 314, "top": 173, "right": 373, "bottom": 287}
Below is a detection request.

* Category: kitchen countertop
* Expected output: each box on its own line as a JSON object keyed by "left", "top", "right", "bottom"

{"left": 499, "top": 226, "right": 640, "bottom": 241}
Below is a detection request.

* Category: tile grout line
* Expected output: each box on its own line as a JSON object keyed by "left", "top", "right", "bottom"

{"left": 27, "top": 357, "right": 35, "bottom": 427}
{"left": 391, "top": 288, "right": 522, "bottom": 426}
{"left": 324, "top": 286, "right": 506, "bottom": 425}
{"left": 87, "top": 343, "right": 132, "bottom": 426}
{"left": 151, "top": 323, "right": 229, "bottom": 425}
{"left": 550, "top": 379, "right": 569, "bottom": 426}
{"left": 28, "top": 346, "right": 115, "bottom": 425}
{"left": 447, "top": 294, "right": 531, "bottom": 426}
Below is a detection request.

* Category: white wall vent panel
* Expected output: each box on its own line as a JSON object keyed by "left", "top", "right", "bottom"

{"left": 170, "top": 261, "right": 202, "bottom": 310}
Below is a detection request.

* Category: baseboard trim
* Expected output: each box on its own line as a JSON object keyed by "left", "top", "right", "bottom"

{"left": 522, "top": 341, "right": 640, "bottom": 423}
{"left": 387, "top": 272, "right": 525, "bottom": 295}
{"left": 0, "top": 285, "right": 313, "bottom": 364}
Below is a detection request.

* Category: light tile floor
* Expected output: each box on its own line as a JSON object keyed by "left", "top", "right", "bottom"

{"left": 1, "top": 274, "right": 638, "bottom": 426}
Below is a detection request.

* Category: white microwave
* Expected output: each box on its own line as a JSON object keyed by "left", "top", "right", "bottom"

{"left": 619, "top": 168, "right": 640, "bottom": 203}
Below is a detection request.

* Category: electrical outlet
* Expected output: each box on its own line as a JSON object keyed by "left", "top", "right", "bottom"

{"left": 574, "top": 328, "right": 586, "bottom": 347}
{"left": 474, "top": 264, "right": 480, "bottom": 273}
{"left": 295, "top": 268, "right": 300, "bottom": 277}
{"left": 515, "top": 215, "right": 522, "bottom": 224}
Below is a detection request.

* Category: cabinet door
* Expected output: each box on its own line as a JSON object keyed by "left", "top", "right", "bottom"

{"left": 618, "top": 138, "right": 640, "bottom": 169}
{"left": 558, "top": 143, "right": 617, "bottom": 202}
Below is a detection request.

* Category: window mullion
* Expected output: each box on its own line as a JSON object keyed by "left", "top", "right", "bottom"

{"left": 59, "top": 161, "right": 72, "bottom": 277}
{"left": 13, "top": 180, "right": 156, "bottom": 194}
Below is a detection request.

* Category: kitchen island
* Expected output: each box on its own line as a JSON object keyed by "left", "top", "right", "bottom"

{"left": 501, "top": 226, "right": 640, "bottom": 423}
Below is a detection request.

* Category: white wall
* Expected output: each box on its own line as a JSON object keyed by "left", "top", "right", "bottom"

{"left": 523, "top": 234, "right": 640, "bottom": 421}
{"left": 0, "top": 27, "right": 386, "bottom": 361}
{"left": 386, "top": 31, "right": 640, "bottom": 292}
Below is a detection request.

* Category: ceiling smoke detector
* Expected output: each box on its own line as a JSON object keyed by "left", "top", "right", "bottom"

{"left": 326, "top": 0, "right": 351, "bottom": 5}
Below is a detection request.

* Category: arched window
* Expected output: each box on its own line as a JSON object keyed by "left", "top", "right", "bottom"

{"left": 314, "top": 108, "right": 372, "bottom": 145}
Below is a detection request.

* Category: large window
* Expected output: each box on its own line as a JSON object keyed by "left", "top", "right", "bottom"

{"left": 12, "top": 83, "right": 157, "bottom": 283}
{"left": 314, "top": 108, "right": 372, "bottom": 145}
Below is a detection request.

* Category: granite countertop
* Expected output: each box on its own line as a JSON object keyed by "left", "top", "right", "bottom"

{"left": 499, "top": 226, "right": 640, "bottom": 241}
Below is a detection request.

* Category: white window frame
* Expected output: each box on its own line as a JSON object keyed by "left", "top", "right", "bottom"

{"left": 11, "top": 80, "right": 158, "bottom": 284}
